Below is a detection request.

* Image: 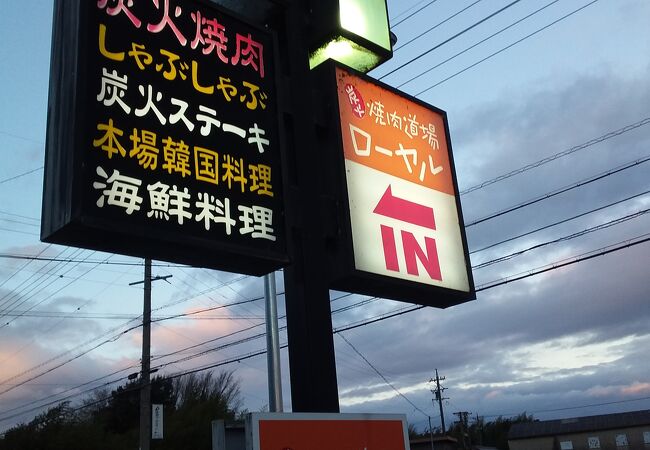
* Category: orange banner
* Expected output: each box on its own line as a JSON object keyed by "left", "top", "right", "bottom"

{"left": 259, "top": 419, "right": 407, "bottom": 450}
{"left": 336, "top": 67, "right": 455, "bottom": 196}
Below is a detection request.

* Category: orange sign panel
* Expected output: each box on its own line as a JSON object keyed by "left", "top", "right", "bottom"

{"left": 251, "top": 413, "right": 410, "bottom": 450}
{"left": 336, "top": 67, "right": 455, "bottom": 196}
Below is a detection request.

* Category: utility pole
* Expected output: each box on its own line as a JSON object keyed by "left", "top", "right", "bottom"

{"left": 129, "top": 260, "right": 171, "bottom": 450}
{"left": 139, "top": 258, "right": 152, "bottom": 450}
{"left": 453, "top": 411, "right": 471, "bottom": 450}
{"left": 428, "top": 416, "right": 434, "bottom": 450}
{"left": 474, "top": 413, "right": 483, "bottom": 446}
{"left": 430, "top": 369, "right": 448, "bottom": 434}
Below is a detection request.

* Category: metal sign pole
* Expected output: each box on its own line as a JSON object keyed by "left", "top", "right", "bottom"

{"left": 280, "top": 0, "right": 340, "bottom": 412}
{"left": 264, "top": 272, "right": 283, "bottom": 412}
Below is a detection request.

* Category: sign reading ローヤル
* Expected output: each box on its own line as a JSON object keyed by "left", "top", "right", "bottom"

{"left": 42, "top": 0, "right": 287, "bottom": 275}
{"left": 325, "top": 64, "right": 474, "bottom": 307}
{"left": 247, "top": 413, "right": 410, "bottom": 450}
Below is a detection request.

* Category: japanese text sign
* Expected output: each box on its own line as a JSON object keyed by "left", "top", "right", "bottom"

{"left": 325, "top": 64, "right": 474, "bottom": 307}
{"left": 247, "top": 413, "right": 410, "bottom": 450}
{"left": 42, "top": 0, "right": 287, "bottom": 275}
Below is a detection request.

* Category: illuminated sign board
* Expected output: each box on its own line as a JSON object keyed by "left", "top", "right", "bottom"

{"left": 318, "top": 63, "right": 474, "bottom": 307}
{"left": 247, "top": 413, "right": 410, "bottom": 450}
{"left": 42, "top": 0, "right": 286, "bottom": 275}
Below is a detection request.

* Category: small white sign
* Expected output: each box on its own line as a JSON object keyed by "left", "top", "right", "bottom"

{"left": 560, "top": 441, "right": 573, "bottom": 450}
{"left": 615, "top": 434, "right": 628, "bottom": 447}
{"left": 588, "top": 436, "right": 600, "bottom": 449}
{"left": 152, "top": 404, "right": 163, "bottom": 440}
{"left": 644, "top": 431, "right": 650, "bottom": 445}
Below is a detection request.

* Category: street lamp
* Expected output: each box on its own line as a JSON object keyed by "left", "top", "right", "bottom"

{"left": 309, "top": 0, "right": 393, "bottom": 72}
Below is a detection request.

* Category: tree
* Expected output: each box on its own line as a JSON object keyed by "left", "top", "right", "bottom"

{"left": 160, "top": 370, "right": 242, "bottom": 450}
{"left": 447, "top": 412, "right": 534, "bottom": 450}
{"left": 0, "top": 370, "right": 242, "bottom": 450}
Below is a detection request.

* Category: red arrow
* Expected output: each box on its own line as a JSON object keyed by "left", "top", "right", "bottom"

{"left": 373, "top": 185, "right": 436, "bottom": 230}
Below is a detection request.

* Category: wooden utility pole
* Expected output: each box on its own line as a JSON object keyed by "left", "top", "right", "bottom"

{"left": 139, "top": 258, "right": 152, "bottom": 450}
{"left": 431, "top": 369, "right": 448, "bottom": 434}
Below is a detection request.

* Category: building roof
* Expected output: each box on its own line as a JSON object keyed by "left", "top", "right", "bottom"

{"left": 509, "top": 410, "right": 650, "bottom": 440}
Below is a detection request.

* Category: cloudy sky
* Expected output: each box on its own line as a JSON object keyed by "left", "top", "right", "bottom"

{"left": 1, "top": 0, "right": 649, "bottom": 434}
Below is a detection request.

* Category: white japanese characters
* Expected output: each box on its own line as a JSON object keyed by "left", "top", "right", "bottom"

{"left": 94, "top": 166, "right": 276, "bottom": 241}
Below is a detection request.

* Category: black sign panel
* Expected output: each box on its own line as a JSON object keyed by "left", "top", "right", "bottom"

{"left": 42, "top": 0, "right": 287, "bottom": 275}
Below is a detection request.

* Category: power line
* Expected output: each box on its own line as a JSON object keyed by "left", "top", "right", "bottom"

{"left": 390, "top": 0, "right": 430, "bottom": 22}
{"left": 0, "top": 311, "right": 266, "bottom": 320}
{"left": 0, "top": 245, "right": 51, "bottom": 292}
{"left": 0, "top": 321, "right": 142, "bottom": 398}
{"left": 0, "top": 293, "right": 359, "bottom": 419}
{"left": 461, "top": 117, "right": 650, "bottom": 195}
{"left": 398, "top": 0, "right": 562, "bottom": 88}
{"left": 471, "top": 188, "right": 650, "bottom": 254}
{"left": 0, "top": 251, "right": 104, "bottom": 327}
{"left": 394, "top": 0, "right": 483, "bottom": 52}
{"left": 0, "top": 167, "right": 43, "bottom": 185}
{"left": 0, "top": 226, "right": 38, "bottom": 236}
{"left": 338, "top": 333, "right": 430, "bottom": 418}
{"left": 472, "top": 208, "right": 650, "bottom": 269}
{"left": 0, "top": 254, "right": 186, "bottom": 267}
{"left": 481, "top": 395, "right": 650, "bottom": 419}
{"left": 466, "top": 153, "right": 650, "bottom": 227}
{"left": 0, "top": 210, "right": 39, "bottom": 222}
{"left": 1, "top": 196, "right": 647, "bottom": 408}
{"left": 3, "top": 235, "right": 648, "bottom": 424}
{"left": 0, "top": 247, "right": 87, "bottom": 316}
{"left": 415, "top": 0, "right": 600, "bottom": 96}
{"left": 391, "top": 0, "right": 441, "bottom": 28}
{"left": 150, "top": 293, "right": 360, "bottom": 367}
{"left": 0, "top": 363, "right": 140, "bottom": 418}
{"left": 0, "top": 285, "right": 262, "bottom": 395}
{"left": 0, "top": 130, "right": 44, "bottom": 145}
{"left": 476, "top": 233, "right": 650, "bottom": 291}
{"left": 336, "top": 233, "right": 650, "bottom": 333}
{"left": 0, "top": 217, "right": 39, "bottom": 228}
{"left": 380, "top": 0, "right": 523, "bottom": 80}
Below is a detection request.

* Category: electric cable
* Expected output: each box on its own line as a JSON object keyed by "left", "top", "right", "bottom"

{"left": 461, "top": 117, "right": 650, "bottom": 195}
{"left": 472, "top": 207, "right": 650, "bottom": 269}
{"left": 0, "top": 251, "right": 102, "bottom": 328}
{"left": 471, "top": 188, "right": 650, "bottom": 254}
{"left": 2, "top": 237, "right": 648, "bottom": 425}
{"left": 481, "top": 395, "right": 650, "bottom": 419}
{"left": 398, "top": 0, "right": 562, "bottom": 88}
{"left": 391, "top": 0, "right": 441, "bottom": 28}
{"left": 0, "top": 254, "right": 186, "bottom": 266}
{"left": 0, "top": 244, "right": 51, "bottom": 292}
{"left": 475, "top": 232, "right": 650, "bottom": 291}
{"left": 394, "top": 0, "right": 483, "bottom": 52}
{"left": 466, "top": 153, "right": 650, "bottom": 227}
{"left": 415, "top": 0, "right": 600, "bottom": 96}
{"left": 380, "top": 0, "right": 523, "bottom": 80}
{"left": 338, "top": 333, "right": 430, "bottom": 418}
{"left": 0, "top": 247, "right": 87, "bottom": 316}
{"left": 0, "top": 167, "right": 43, "bottom": 185}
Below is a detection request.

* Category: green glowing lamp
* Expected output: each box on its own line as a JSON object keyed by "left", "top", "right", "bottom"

{"left": 309, "top": 0, "right": 393, "bottom": 73}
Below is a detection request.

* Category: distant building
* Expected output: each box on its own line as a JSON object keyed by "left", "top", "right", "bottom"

{"left": 508, "top": 409, "right": 650, "bottom": 450}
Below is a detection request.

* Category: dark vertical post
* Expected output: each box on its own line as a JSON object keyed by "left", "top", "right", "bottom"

{"left": 280, "top": 0, "right": 340, "bottom": 412}
{"left": 139, "top": 258, "right": 152, "bottom": 450}
{"left": 435, "top": 369, "right": 446, "bottom": 434}
{"left": 264, "top": 272, "right": 283, "bottom": 412}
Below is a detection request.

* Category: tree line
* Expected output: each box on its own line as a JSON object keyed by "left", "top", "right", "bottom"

{"left": 409, "top": 412, "right": 535, "bottom": 450}
{"left": 0, "top": 370, "right": 243, "bottom": 450}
